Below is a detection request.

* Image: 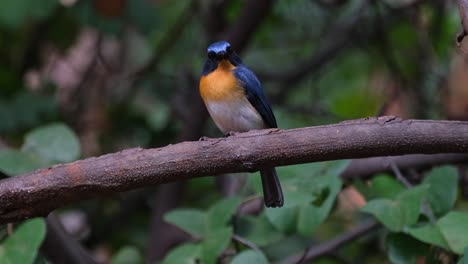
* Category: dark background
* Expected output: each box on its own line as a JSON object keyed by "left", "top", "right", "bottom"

{"left": 0, "top": 0, "right": 467, "bottom": 263}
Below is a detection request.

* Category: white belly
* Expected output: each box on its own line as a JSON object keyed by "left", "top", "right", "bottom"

{"left": 205, "top": 98, "right": 267, "bottom": 134}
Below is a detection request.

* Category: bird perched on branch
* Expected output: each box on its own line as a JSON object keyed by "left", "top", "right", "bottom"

{"left": 199, "top": 40, "right": 284, "bottom": 207}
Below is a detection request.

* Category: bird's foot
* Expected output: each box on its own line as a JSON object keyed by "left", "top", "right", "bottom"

{"left": 224, "top": 131, "right": 238, "bottom": 137}
{"left": 199, "top": 136, "right": 209, "bottom": 141}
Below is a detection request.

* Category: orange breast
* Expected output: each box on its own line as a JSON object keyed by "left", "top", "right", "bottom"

{"left": 199, "top": 60, "right": 244, "bottom": 102}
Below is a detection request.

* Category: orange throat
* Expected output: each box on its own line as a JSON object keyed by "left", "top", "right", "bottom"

{"left": 199, "top": 60, "right": 243, "bottom": 102}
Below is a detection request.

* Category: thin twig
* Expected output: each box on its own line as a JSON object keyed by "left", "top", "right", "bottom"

{"left": 232, "top": 234, "right": 261, "bottom": 253}
{"left": 256, "top": 0, "right": 371, "bottom": 83}
{"left": 6, "top": 223, "right": 13, "bottom": 235}
{"left": 341, "top": 154, "right": 468, "bottom": 183}
{"left": 390, "top": 160, "right": 437, "bottom": 224}
{"left": 389, "top": 159, "right": 412, "bottom": 188}
{"left": 286, "top": 220, "right": 381, "bottom": 264}
{"left": 130, "top": 0, "right": 198, "bottom": 78}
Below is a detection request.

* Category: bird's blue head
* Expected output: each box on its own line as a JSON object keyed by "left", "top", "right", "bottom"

{"left": 207, "top": 41, "right": 231, "bottom": 58}
{"left": 202, "top": 41, "right": 242, "bottom": 75}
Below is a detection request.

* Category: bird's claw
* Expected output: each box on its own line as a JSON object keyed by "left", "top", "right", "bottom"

{"left": 199, "top": 136, "right": 209, "bottom": 141}
{"left": 224, "top": 131, "right": 238, "bottom": 137}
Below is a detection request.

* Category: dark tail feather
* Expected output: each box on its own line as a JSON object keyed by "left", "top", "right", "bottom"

{"left": 260, "top": 168, "right": 284, "bottom": 208}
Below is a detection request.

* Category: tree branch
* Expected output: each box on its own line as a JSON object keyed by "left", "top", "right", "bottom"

{"left": 131, "top": 0, "right": 198, "bottom": 78}
{"left": 255, "top": 0, "right": 370, "bottom": 83}
{"left": 285, "top": 220, "right": 380, "bottom": 263}
{"left": 340, "top": 153, "right": 468, "bottom": 182}
{"left": 0, "top": 116, "right": 467, "bottom": 223}
{"left": 40, "top": 213, "right": 97, "bottom": 264}
{"left": 219, "top": 0, "right": 275, "bottom": 53}
{"left": 457, "top": 0, "right": 468, "bottom": 47}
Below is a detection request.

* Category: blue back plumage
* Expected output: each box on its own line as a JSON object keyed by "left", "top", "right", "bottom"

{"left": 233, "top": 66, "right": 278, "bottom": 128}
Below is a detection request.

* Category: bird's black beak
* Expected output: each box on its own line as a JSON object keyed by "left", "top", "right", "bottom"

{"left": 218, "top": 51, "right": 226, "bottom": 60}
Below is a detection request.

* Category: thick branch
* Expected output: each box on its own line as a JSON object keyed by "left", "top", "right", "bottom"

{"left": 0, "top": 116, "right": 467, "bottom": 223}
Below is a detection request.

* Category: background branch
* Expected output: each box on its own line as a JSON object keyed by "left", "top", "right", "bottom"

{"left": 285, "top": 220, "right": 381, "bottom": 264}
{"left": 341, "top": 153, "right": 468, "bottom": 183}
{"left": 256, "top": 0, "right": 370, "bottom": 83}
{"left": 457, "top": 0, "right": 468, "bottom": 46}
{"left": 40, "top": 213, "right": 97, "bottom": 264}
{"left": 0, "top": 116, "right": 467, "bottom": 223}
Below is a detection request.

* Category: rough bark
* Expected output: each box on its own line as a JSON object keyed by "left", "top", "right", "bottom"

{"left": 0, "top": 116, "right": 467, "bottom": 223}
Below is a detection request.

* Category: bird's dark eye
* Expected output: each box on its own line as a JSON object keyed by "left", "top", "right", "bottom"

{"left": 208, "top": 51, "right": 216, "bottom": 60}
{"left": 226, "top": 46, "right": 232, "bottom": 54}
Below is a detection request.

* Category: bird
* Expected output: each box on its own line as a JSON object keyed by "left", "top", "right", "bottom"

{"left": 199, "top": 40, "right": 284, "bottom": 208}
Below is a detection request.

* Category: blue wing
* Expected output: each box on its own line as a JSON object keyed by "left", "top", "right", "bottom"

{"left": 233, "top": 66, "right": 277, "bottom": 128}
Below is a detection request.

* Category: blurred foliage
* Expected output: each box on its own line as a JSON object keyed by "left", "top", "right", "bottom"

{"left": 0, "top": 218, "right": 46, "bottom": 264}
{"left": 0, "top": 0, "right": 466, "bottom": 263}
{"left": 230, "top": 250, "right": 269, "bottom": 264}
{"left": 111, "top": 246, "right": 143, "bottom": 264}
{"left": 0, "top": 123, "right": 80, "bottom": 175}
{"left": 0, "top": 122, "right": 80, "bottom": 264}
{"left": 0, "top": 0, "right": 57, "bottom": 29}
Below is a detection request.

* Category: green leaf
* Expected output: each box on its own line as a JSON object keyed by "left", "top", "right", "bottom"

{"left": 398, "top": 185, "right": 428, "bottom": 226}
{"left": 361, "top": 199, "right": 402, "bottom": 232}
{"left": 361, "top": 185, "right": 428, "bottom": 232}
{"left": 207, "top": 197, "right": 241, "bottom": 232}
{"left": 0, "top": 218, "right": 46, "bottom": 264}
{"left": 164, "top": 209, "right": 206, "bottom": 238}
{"left": 406, "top": 224, "right": 450, "bottom": 250}
{"left": 296, "top": 206, "right": 322, "bottom": 236}
{"left": 386, "top": 233, "right": 429, "bottom": 264}
{"left": 457, "top": 247, "right": 468, "bottom": 264}
{"left": 230, "top": 249, "right": 269, "bottom": 264}
{"left": 262, "top": 235, "right": 311, "bottom": 261}
{"left": 281, "top": 160, "right": 346, "bottom": 194}
{"left": 111, "top": 246, "right": 143, "bottom": 264}
{"left": 437, "top": 212, "right": 468, "bottom": 254}
{"left": 236, "top": 215, "right": 283, "bottom": 246}
{"left": 266, "top": 161, "right": 344, "bottom": 236}
{"left": 296, "top": 172, "right": 342, "bottom": 236}
{"left": 0, "top": 149, "right": 47, "bottom": 176}
{"left": 407, "top": 212, "right": 468, "bottom": 254}
{"left": 161, "top": 243, "right": 200, "bottom": 264}
{"left": 356, "top": 174, "right": 405, "bottom": 200}
{"left": 22, "top": 123, "right": 80, "bottom": 163}
{"left": 423, "top": 166, "right": 458, "bottom": 217}
{"left": 265, "top": 191, "right": 310, "bottom": 233}
{"left": 200, "top": 227, "right": 232, "bottom": 264}
{"left": 164, "top": 198, "right": 238, "bottom": 263}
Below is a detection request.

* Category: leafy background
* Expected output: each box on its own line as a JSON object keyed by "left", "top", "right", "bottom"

{"left": 0, "top": 0, "right": 468, "bottom": 263}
